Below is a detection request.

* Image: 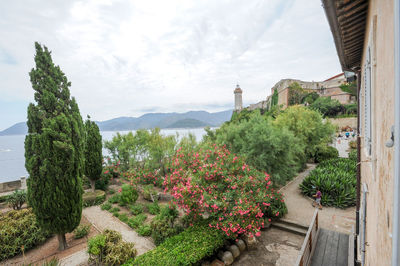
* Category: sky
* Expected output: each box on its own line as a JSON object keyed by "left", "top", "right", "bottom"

{"left": 0, "top": 0, "right": 341, "bottom": 131}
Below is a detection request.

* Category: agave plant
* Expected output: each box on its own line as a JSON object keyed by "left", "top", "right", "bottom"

{"left": 300, "top": 157, "right": 356, "bottom": 208}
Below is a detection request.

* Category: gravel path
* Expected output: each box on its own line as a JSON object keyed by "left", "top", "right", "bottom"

{"left": 83, "top": 205, "right": 155, "bottom": 255}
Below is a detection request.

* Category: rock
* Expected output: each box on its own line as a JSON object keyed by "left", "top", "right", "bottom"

{"left": 221, "top": 251, "right": 234, "bottom": 265}
{"left": 236, "top": 239, "right": 246, "bottom": 252}
{"left": 229, "top": 245, "right": 240, "bottom": 258}
{"left": 242, "top": 234, "right": 257, "bottom": 250}
{"left": 157, "top": 192, "right": 172, "bottom": 201}
{"left": 210, "top": 259, "right": 224, "bottom": 266}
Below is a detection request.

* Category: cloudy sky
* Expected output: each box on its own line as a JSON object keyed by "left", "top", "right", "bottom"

{"left": 0, "top": 0, "right": 341, "bottom": 130}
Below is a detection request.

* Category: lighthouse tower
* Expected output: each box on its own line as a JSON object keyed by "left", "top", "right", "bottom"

{"left": 234, "top": 84, "right": 243, "bottom": 112}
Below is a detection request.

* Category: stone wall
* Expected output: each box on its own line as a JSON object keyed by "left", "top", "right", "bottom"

{"left": 0, "top": 177, "right": 27, "bottom": 193}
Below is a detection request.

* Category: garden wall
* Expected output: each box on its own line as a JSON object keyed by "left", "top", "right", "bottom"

{"left": 328, "top": 117, "right": 357, "bottom": 130}
{"left": 0, "top": 177, "right": 27, "bottom": 193}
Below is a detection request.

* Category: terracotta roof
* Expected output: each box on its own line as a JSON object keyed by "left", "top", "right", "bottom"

{"left": 324, "top": 73, "right": 345, "bottom": 81}
{"left": 234, "top": 85, "right": 242, "bottom": 93}
{"left": 322, "top": 0, "right": 368, "bottom": 71}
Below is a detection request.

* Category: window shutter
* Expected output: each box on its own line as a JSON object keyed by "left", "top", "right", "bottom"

{"left": 364, "top": 47, "right": 372, "bottom": 155}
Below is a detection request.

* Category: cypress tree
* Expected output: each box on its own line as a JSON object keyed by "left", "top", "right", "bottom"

{"left": 84, "top": 116, "right": 103, "bottom": 192}
{"left": 25, "top": 42, "right": 84, "bottom": 250}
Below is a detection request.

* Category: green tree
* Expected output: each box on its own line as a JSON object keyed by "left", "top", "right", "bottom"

{"left": 309, "top": 96, "right": 343, "bottom": 117}
{"left": 288, "top": 82, "right": 306, "bottom": 106}
{"left": 274, "top": 105, "right": 335, "bottom": 159}
{"left": 271, "top": 88, "right": 279, "bottom": 106}
{"left": 339, "top": 81, "right": 357, "bottom": 99}
{"left": 25, "top": 42, "right": 85, "bottom": 250}
{"left": 84, "top": 116, "right": 103, "bottom": 192}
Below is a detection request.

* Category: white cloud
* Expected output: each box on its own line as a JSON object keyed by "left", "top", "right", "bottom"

{"left": 0, "top": 0, "right": 341, "bottom": 129}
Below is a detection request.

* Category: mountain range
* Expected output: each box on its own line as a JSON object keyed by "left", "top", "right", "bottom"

{"left": 0, "top": 110, "right": 232, "bottom": 136}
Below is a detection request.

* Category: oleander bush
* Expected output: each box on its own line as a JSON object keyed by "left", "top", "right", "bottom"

{"left": 300, "top": 157, "right": 356, "bottom": 208}
{"left": 0, "top": 209, "right": 51, "bottom": 261}
{"left": 130, "top": 223, "right": 225, "bottom": 265}
{"left": 6, "top": 189, "right": 27, "bottom": 210}
{"left": 164, "top": 144, "right": 286, "bottom": 239}
{"left": 82, "top": 190, "right": 106, "bottom": 207}
{"left": 74, "top": 224, "right": 91, "bottom": 239}
{"left": 87, "top": 229, "right": 136, "bottom": 265}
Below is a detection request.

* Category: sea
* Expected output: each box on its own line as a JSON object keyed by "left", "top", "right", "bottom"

{"left": 0, "top": 128, "right": 211, "bottom": 183}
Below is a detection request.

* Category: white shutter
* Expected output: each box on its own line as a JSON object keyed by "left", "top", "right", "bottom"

{"left": 364, "top": 47, "right": 372, "bottom": 155}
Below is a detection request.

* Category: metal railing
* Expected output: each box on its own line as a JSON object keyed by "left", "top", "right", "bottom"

{"left": 295, "top": 209, "right": 320, "bottom": 266}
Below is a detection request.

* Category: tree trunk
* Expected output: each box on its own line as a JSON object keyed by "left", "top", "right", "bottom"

{"left": 57, "top": 233, "right": 67, "bottom": 251}
{"left": 90, "top": 179, "right": 96, "bottom": 192}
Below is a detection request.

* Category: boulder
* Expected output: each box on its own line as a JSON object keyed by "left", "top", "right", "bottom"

{"left": 221, "top": 251, "right": 234, "bottom": 265}
{"left": 229, "top": 245, "right": 240, "bottom": 258}
{"left": 236, "top": 239, "right": 246, "bottom": 252}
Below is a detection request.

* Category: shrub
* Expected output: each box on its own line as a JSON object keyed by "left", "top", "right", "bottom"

{"left": 150, "top": 204, "right": 180, "bottom": 245}
{"left": 128, "top": 214, "right": 147, "bottom": 229}
{"left": 0, "top": 209, "right": 51, "bottom": 261}
{"left": 118, "top": 213, "right": 129, "bottom": 223}
{"left": 108, "top": 188, "right": 116, "bottom": 195}
{"left": 314, "top": 145, "right": 339, "bottom": 163}
{"left": 74, "top": 224, "right": 91, "bottom": 239}
{"left": 108, "top": 194, "right": 120, "bottom": 204}
{"left": 130, "top": 204, "right": 145, "bottom": 215}
{"left": 88, "top": 229, "right": 136, "bottom": 265}
{"left": 164, "top": 144, "right": 285, "bottom": 238}
{"left": 83, "top": 190, "right": 106, "bottom": 207}
{"left": 101, "top": 202, "right": 112, "bottom": 211}
{"left": 349, "top": 140, "right": 357, "bottom": 150}
{"left": 137, "top": 225, "right": 152, "bottom": 236}
{"left": 6, "top": 189, "right": 26, "bottom": 210}
{"left": 131, "top": 223, "right": 225, "bottom": 265}
{"left": 142, "top": 185, "right": 158, "bottom": 202}
{"left": 119, "top": 184, "right": 139, "bottom": 206}
{"left": 110, "top": 207, "right": 120, "bottom": 215}
{"left": 300, "top": 157, "right": 356, "bottom": 208}
{"left": 146, "top": 201, "right": 160, "bottom": 215}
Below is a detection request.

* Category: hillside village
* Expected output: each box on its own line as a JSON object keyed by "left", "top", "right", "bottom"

{"left": 0, "top": 0, "right": 399, "bottom": 266}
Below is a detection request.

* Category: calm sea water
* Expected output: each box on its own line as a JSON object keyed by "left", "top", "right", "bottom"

{"left": 0, "top": 128, "right": 211, "bottom": 183}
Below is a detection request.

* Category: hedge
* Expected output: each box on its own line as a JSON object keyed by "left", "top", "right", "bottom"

{"left": 0, "top": 209, "right": 51, "bottom": 261}
{"left": 129, "top": 223, "right": 226, "bottom": 266}
{"left": 83, "top": 190, "right": 106, "bottom": 207}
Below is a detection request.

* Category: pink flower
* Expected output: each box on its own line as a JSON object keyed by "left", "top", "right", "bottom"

{"left": 255, "top": 231, "right": 261, "bottom": 237}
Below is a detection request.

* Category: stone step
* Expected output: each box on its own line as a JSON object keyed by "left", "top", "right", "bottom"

{"left": 271, "top": 221, "right": 308, "bottom": 236}
{"left": 278, "top": 218, "right": 309, "bottom": 231}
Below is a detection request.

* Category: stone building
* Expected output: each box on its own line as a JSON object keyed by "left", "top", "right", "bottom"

{"left": 323, "top": 0, "right": 399, "bottom": 265}
{"left": 268, "top": 73, "right": 354, "bottom": 109}
{"left": 233, "top": 84, "right": 243, "bottom": 112}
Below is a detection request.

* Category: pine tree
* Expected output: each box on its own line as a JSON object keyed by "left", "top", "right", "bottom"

{"left": 84, "top": 116, "right": 103, "bottom": 192}
{"left": 25, "top": 42, "right": 84, "bottom": 250}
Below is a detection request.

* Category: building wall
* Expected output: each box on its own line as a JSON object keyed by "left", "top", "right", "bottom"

{"left": 358, "top": 1, "right": 395, "bottom": 265}
{"left": 234, "top": 93, "right": 242, "bottom": 111}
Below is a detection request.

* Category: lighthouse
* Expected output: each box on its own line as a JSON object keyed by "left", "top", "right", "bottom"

{"left": 234, "top": 84, "right": 243, "bottom": 112}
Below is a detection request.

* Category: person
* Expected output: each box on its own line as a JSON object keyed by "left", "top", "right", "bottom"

{"left": 312, "top": 189, "right": 323, "bottom": 210}
{"left": 345, "top": 131, "right": 350, "bottom": 138}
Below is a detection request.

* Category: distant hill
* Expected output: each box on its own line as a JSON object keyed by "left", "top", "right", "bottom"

{"left": 165, "top": 118, "right": 210, "bottom": 129}
{"left": 0, "top": 122, "right": 28, "bottom": 136}
{"left": 0, "top": 110, "right": 232, "bottom": 135}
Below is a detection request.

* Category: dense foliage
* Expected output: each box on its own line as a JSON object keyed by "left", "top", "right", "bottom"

{"left": 88, "top": 229, "right": 136, "bottom": 265}
{"left": 84, "top": 116, "right": 103, "bottom": 192}
{"left": 208, "top": 113, "right": 304, "bottom": 185}
{"left": 25, "top": 42, "right": 84, "bottom": 250}
{"left": 274, "top": 105, "right": 335, "bottom": 160}
{"left": 300, "top": 157, "right": 356, "bottom": 208}
{"left": 73, "top": 224, "right": 91, "bottom": 239}
{"left": 82, "top": 190, "right": 106, "bottom": 207}
{"left": 164, "top": 144, "right": 286, "bottom": 239}
{"left": 0, "top": 209, "right": 51, "bottom": 261}
{"left": 130, "top": 223, "right": 226, "bottom": 266}
{"left": 150, "top": 204, "right": 181, "bottom": 245}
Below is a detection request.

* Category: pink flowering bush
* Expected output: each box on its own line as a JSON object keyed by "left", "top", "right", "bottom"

{"left": 125, "top": 167, "right": 163, "bottom": 187}
{"left": 164, "top": 144, "right": 287, "bottom": 238}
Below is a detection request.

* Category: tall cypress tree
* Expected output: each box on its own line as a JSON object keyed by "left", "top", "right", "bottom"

{"left": 25, "top": 42, "right": 84, "bottom": 250}
{"left": 84, "top": 116, "right": 103, "bottom": 192}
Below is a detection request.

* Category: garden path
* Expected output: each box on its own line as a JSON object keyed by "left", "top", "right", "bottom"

{"left": 83, "top": 205, "right": 156, "bottom": 255}
{"left": 280, "top": 164, "right": 356, "bottom": 234}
